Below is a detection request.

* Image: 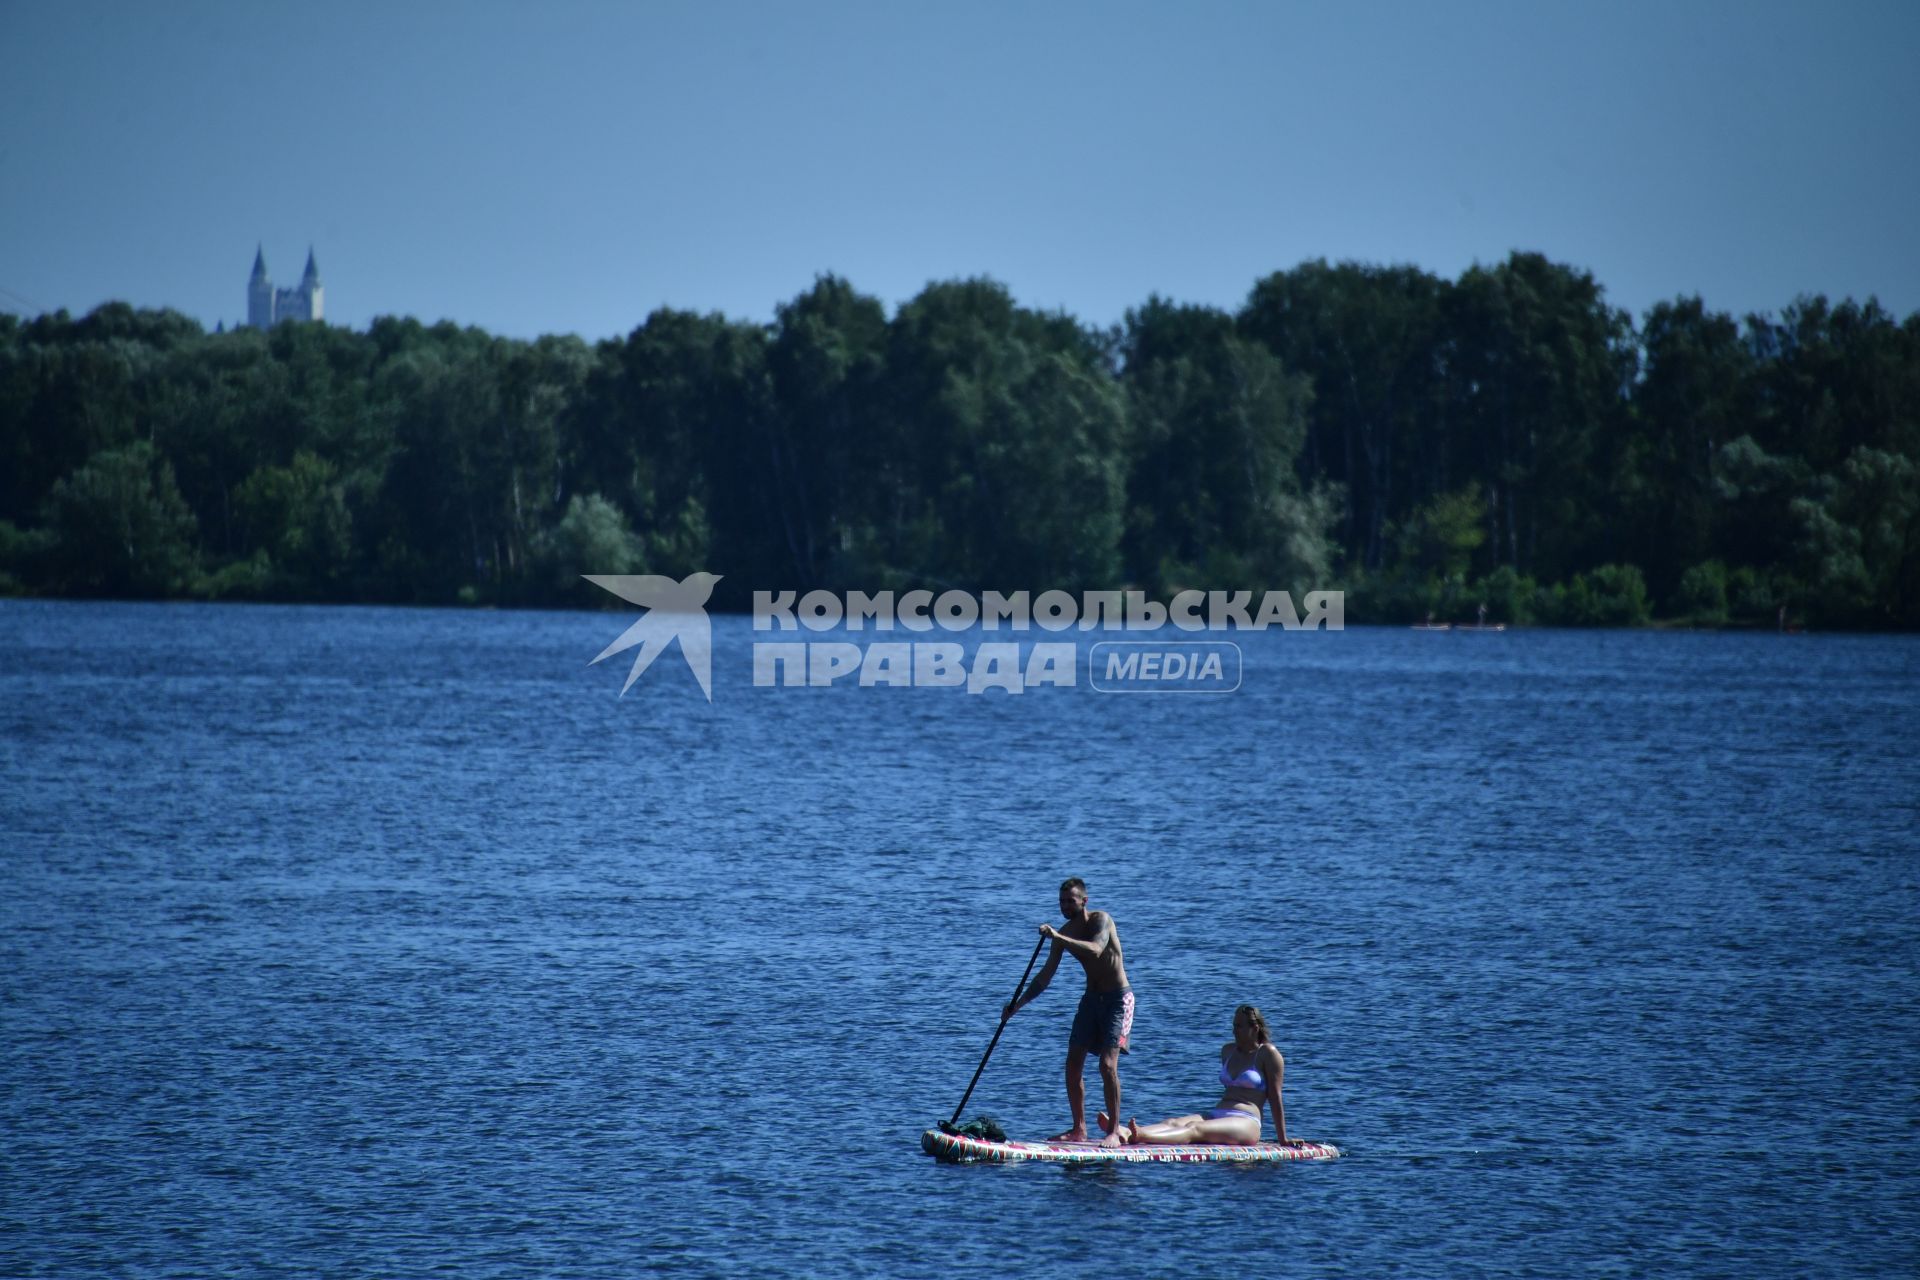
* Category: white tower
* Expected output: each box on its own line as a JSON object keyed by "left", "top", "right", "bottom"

{"left": 296, "top": 248, "right": 324, "bottom": 323}
{"left": 247, "top": 246, "right": 273, "bottom": 330}
{"left": 248, "top": 245, "right": 325, "bottom": 327}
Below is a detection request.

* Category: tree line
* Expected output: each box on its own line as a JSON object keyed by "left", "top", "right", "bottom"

{"left": 2, "top": 252, "right": 1916, "bottom": 627}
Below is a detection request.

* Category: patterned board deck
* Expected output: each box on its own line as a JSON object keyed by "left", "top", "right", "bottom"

{"left": 922, "top": 1128, "right": 1341, "bottom": 1165}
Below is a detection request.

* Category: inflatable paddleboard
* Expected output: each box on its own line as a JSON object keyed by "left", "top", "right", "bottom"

{"left": 923, "top": 1128, "right": 1340, "bottom": 1165}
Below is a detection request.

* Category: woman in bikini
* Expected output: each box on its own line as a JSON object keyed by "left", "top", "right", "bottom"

{"left": 1114, "top": 1004, "right": 1293, "bottom": 1146}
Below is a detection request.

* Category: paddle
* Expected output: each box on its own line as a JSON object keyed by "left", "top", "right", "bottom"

{"left": 940, "top": 933, "right": 1048, "bottom": 1133}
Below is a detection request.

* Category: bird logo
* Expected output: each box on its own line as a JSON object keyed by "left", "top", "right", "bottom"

{"left": 584, "top": 572, "right": 723, "bottom": 701}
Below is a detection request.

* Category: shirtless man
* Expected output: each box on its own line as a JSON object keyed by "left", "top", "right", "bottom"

{"left": 1003, "top": 877, "right": 1134, "bottom": 1147}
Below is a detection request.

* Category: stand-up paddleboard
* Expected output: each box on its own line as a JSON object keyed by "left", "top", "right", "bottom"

{"left": 923, "top": 1128, "right": 1340, "bottom": 1165}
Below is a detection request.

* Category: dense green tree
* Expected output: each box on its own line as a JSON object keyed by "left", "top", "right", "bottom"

{"left": 1393, "top": 485, "right": 1486, "bottom": 579}
{"left": 1240, "top": 261, "right": 1446, "bottom": 570}
{"left": 1123, "top": 297, "right": 1334, "bottom": 592}
{"left": 232, "top": 450, "right": 352, "bottom": 593}
{"left": 0, "top": 270, "right": 1913, "bottom": 628}
{"left": 878, "top": 279, "right": 1126, "bottom": 590}
{"left": 1711, "top": 434, "right": 1808, "bottom": 575}
{"left": 1624, "top": 299, "right": 1756, "bottom": 599}
{"left": 1675, "top": 560, "right": 1731, "bottom": 626}
{"left": 364, "top": 331, "right": 504, "bottom": 597}
{"left": 0, "top": 320, "right": 154, "bottom": 525}
{"left": 1789, "top": 447, "right": 1920, "bottom": 626}
{"left": 144, "top": 329, "right": 288, "bottom": 556}
{"left": 1749, "top": 296, "right": 1920, "bottom": 470}
{"left": 754, "top": 275, "right": 889, "bottom": 591}
{"left": 481, "top": 334, "right": 588, "bottom": 590}
{"left": 531, "top": 493, "right": 644, "bottom": 598}
{"left": 563, "top": 310, "right": 761, "bottom": 588}
{"left": 40, "top": 441, "right": 198, "bottom": 596}
{"left": 1441, "top": 253, "right": 1636, "bottom": 582}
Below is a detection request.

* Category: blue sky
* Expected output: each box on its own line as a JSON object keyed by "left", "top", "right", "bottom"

{"left": 3, "top": 0, "right": 1916, "bottom": 340}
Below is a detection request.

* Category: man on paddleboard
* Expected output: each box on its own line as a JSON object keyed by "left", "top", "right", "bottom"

{"left": 1003, "top": 877, "right": 1133, "bottom": 1147}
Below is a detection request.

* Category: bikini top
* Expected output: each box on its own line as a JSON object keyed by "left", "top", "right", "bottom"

{"left": 1220, "top": 1055, "right": 1265, "bottom": 1091}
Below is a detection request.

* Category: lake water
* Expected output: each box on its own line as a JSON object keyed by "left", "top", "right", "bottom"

{"left": 3, "top": 600, "right": 1917, "bottom": 1277}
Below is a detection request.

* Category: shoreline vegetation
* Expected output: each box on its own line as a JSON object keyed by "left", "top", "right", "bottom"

{"left": 3, "top": 253, "right": 1915, "bottom": 629}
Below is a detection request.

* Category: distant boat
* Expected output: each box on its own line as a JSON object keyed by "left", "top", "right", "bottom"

{"left": 1410, "top": 622, "right": 1453, "bottom": 631}
{"left": 1455, "top": 622, "right": 1507, "bottom": 632}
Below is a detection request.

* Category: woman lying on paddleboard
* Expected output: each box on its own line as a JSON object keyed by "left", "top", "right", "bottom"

{"left": 1110, "top": 1004, "right": 1295, "bottom": 1146}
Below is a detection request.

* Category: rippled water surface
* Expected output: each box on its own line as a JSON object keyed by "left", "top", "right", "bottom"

{"left": 4, "top": 600, "right": 1918, "bottom": 1277}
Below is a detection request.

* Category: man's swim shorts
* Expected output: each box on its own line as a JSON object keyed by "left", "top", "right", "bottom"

{"left": 1070, "top": 987, "right": 1135, "bottom": 1054}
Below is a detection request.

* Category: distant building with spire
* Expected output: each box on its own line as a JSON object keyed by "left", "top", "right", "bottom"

{"left": 246, "top": 245, "right": 324, "bottom": 329}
